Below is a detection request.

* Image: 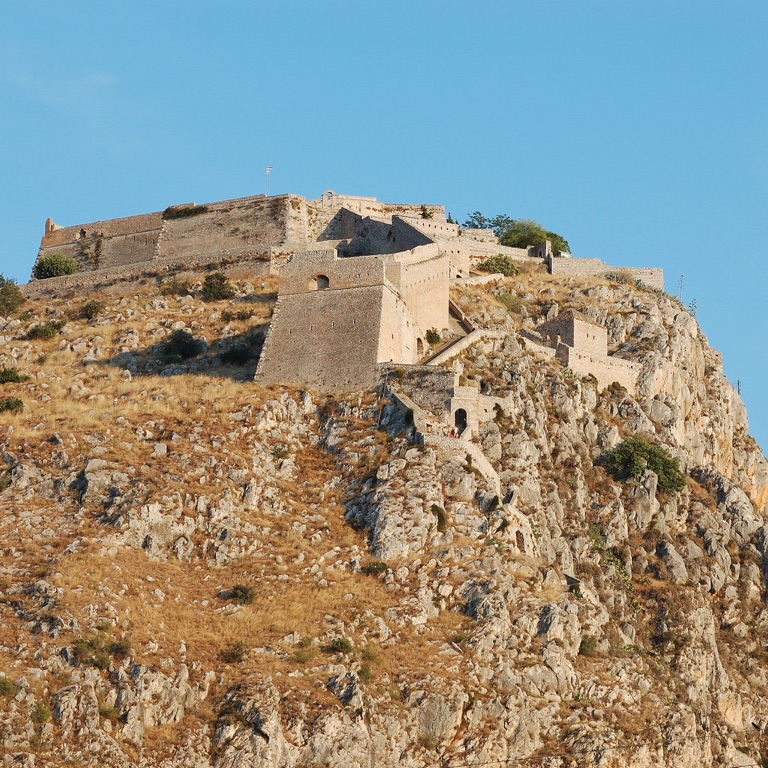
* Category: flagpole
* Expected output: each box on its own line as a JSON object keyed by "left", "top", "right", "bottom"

{"left": 265, "top": 166, "right": 272, "bottom": 196}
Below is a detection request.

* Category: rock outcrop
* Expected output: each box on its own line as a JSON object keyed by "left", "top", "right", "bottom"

{"left": 0, "top": 266, "right": 767, "bottom": 767}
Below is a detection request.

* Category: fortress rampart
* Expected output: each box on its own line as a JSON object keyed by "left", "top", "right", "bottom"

{"left": 34, "top": 194, "right": 306, "bottom": 280}
{"left": 30, "top": 187, "right": 664, "bottom": 394}
{"left": 549, "top": 256, "right": 664, "bottom": 291}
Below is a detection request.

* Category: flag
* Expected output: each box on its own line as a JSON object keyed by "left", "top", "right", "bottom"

{"left": 266, "top": 166, "right": 272, "bottom": 174}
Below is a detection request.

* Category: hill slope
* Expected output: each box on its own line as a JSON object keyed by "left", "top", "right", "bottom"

{"left": 1, "top": 264, "right": 767, "bottom": 768}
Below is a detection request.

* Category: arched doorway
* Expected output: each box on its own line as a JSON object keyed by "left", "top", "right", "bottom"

{"left": 416, "top": 338, "right": 424, "bottom": 356}
{"left": 308, "top": 274, "right": 330, "bottom": 291}
{"left": 454, "top": 408, "right": 467, "bottom": 433}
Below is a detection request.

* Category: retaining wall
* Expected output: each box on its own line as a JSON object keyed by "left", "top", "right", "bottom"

{"left": 549, "top": 257, "right": 664, "bottom": 291}
{"left": 22, "top": 248, "right": 272, "bottom": 299}
{"left": 558, "top": 345, "right": 641, "bottom": 393}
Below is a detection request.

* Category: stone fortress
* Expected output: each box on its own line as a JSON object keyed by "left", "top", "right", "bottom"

{"left": 33, "top": 189, "right": 664, "bottom": 395}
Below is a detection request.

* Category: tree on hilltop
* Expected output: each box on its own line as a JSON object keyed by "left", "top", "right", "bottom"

{"left": 463, "top": 212, "right": 570, "bottom": 256}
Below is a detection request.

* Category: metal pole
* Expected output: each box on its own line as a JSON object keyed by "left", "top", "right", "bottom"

{"left": 266, "top": 166, "right": 272, "bottom": 197}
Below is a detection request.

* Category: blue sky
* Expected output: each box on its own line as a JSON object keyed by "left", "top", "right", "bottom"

{"left": 2, "top": 1, "right": 767, "bottom": 449}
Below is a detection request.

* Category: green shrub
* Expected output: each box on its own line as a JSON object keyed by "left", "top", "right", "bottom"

{"left": 425, "top": 328, "right": 441, "bottom": 345}
{"left": 202, "top": 272, "right": 236, "bottom": 302}
{"left": 293, "top": 637, "right": 317, "bottom": 664}
{"left": 26, "top": 320, "right": 65, "bottom": 340}
{"left": 326, "top": 637, "right": 353, "bottom": 654}
{"left": 0, "top": 277, "right": 24, "bottom": 315}
{"left": 160, "top": 278, "right": 190, "bottom": 296}
{"left": 81, "top": 299, "right": 104, "bottom": 320}
{"left": 91, "top": 652, "right": 111, "bottom": 670}
{"left": 99, "top": 705, "right": 121, "bottom": 723}
{"left": 579, "top": 635, "right": 598, "bottom": 657}
{"left": 498, "top": 292, "right": 523, "bottom": 313}
{"left": 163, "top": 329, "right": 203, "bottom": 361}
{"left": 464, "top": 213, "right": 570, "bottom": 255}
{"left": 33, "top": 253, "right": 79, "bottom": 279}
{"left": 598, "top": 437, "right": 686, "bottom": 494}
{"left": 361, "top": 560, "right": 388, "bottom": 576}
{"left": 0, "top": 397, "right": 23, "bottom": 413}
{"left": 477, "top": 255, "right": 520, "bottom": 276}
{"left": 32, "top": 701, "right": 51, "bottom": 723}
{"left": 0, "top": 368, "right": 29, "bottom": 384}
{"left": 221, "top": 642, "right": 246, "bottom": 663}
{"left": 0, "top": 676, "right": 16, "bottom": 697}
{"left": 358, "top": 664, "right": 373, "bottom": 683}
{"left": 108, "top": 638, "right": 131, "bottom": 657}
{"left": 361, "top": 645, "right": 378, "bottom": 662}
{"left": 221, "top": 308, "right": 254, "bottom": 322}
{"left": 229, "top": 584, "right": 255, "bottom": 605}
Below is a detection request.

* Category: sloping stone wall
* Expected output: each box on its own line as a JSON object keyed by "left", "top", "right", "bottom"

{"left": 255, "top": 285, "right": 386, "bottom": 391}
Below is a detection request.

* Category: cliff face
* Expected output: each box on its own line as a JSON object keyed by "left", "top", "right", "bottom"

{"left": 1, "top": 264, "right": 767, "bottom": 768}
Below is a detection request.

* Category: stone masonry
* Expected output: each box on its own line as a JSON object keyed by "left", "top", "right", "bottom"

{"left": 533, "top": 310, "right": 641, "bottom": 393}
{"left": 32, "top": 189, "right": 664, "bottom": 393}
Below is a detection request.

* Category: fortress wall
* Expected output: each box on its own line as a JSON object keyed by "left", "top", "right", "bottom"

{"left": 343, "top": 217, "right": 399, "bottom": 256}
{"left": 384, "top": 203, "right": 445, "bottom": 221}
{"left": 549, "top": 257, "right": 665, "bottom": 291}
{"left": 40, "top": 212, "right": 163, "bottom": 246}
{"left": 399, "top": 217, "right": 460, "bottom": 239}
{"left": 460, "top": 228, "right": 498, "bottom": 243}
{"left": 309, "top": 207, "right": 361, "bottom": 242}
{"left": 22, "top": 247, "right": 272, "bottom": 298}
{"left": 255, "top": 285, "right": 385, "bottom": 392}
{"left": 279, "top": 250, "right": 387, "bottom": 294}
{"left": 436, "top": 238, "right": 539, "bottom": 275}
{"left": 35, "top": 212, "right": 164, "bottom": 276}
{"left": 309, "top": 193, "right": 385, "bottom": 218}
{"left": 378, "top": 286, "right": 421, "bottom": 364}
{"left": 572, "top": 318, "right": 608, "bottom": 356}
{"left": 340, "top": 216, "right": 432, "bottom": 257}
{"left": 391, "top": 217, "right": 434, "bottom": 251}
{"left": 560, "top": 346, "right": 641, "bottom": 393}
{"left": 398, "top": 250, "right": 450, "bottom": 334}
{"left": 157, "top": 194, "right": 303, "bottom": 264}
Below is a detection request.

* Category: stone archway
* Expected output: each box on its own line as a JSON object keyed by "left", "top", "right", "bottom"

{"left": 308, "top": 274, "right": 330, "bottom": 291}
{"left": 454, "top": 408, "right": 467, "bottom": 432}
{"left": 417, "top": 338, "right": 424, "bottom": 356}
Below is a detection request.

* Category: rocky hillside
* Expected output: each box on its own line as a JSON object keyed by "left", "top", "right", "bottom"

{"left": 1, "top": 262, "right": 767, "bottom": 768}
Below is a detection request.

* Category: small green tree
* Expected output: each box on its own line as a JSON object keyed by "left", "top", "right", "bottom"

{"left": 81, "top": 299, "right": 104, "bottom": 320}
{"left": 425, "top": 328, "right": 441, "bottom": 345}
{"left": 33, "top": 253, "right": 79, "bottom": 279}
{"left": 0, "top": 276, "right": 24, "bottom": 315}
{"left": 463, "top": 213, "right": 570, "bottom": 256}
{"left": 163, "top": 329, "right": 203, "bottom": 361}
{"left": 202, "top": 272, "right": 235, "bottom": 302}
{"left": 598, "top": 437, "right": 686, "bottom": 493}
{"left": 0, "top": 398, "right": 24, "bottom": 413}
